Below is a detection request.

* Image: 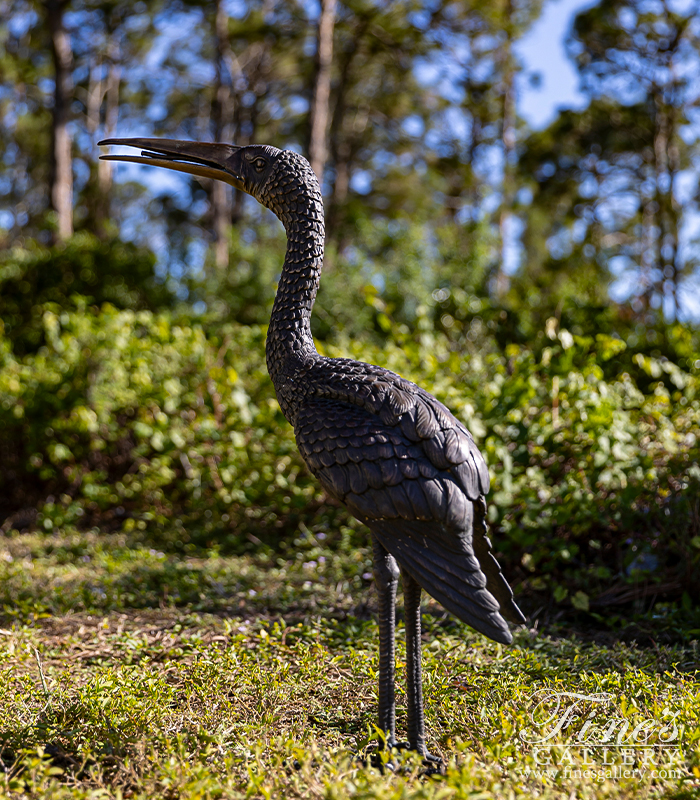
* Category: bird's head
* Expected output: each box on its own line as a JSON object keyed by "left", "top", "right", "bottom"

{"left": 99, "top": 138, "right": 322, "bottom": 223}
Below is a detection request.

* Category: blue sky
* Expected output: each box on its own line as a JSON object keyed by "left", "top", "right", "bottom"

{"left": 516, "top": 0, "right": 598, "bottom": 129}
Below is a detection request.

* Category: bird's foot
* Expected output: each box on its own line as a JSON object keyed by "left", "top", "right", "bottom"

{"left": 367, "top": 740, "right": 445, "bottom": 776}
{"left": 394, "top": 742, "right": 445, "bottom": 776}
{"left": 419, "top": 751, "right": 445, "bottom": 776}
{"left": 366, "top": 739, "right": 405, "bottom": 772}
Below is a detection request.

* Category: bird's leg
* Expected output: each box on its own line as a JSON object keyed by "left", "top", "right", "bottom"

{"left": 372, "top": 535, "right": 399, "bottom": 749}
{"left": 402, "top": 567, "right": 444, "bottom": 771}
{"left": 402, "top": 568, "right": 426, "bottom": 754}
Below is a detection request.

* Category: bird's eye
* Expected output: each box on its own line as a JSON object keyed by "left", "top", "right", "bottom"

{"left": 253, "top": 158, "right": 267, "bottom": 171}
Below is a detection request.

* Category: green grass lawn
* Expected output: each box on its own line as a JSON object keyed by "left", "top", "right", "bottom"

{"left": 1, "top": 530, "right": 698, "bottom": 799}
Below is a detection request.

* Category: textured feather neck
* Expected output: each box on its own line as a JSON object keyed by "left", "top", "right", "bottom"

{"left": 261, "top": 154, "right": 325, "bottom": 416}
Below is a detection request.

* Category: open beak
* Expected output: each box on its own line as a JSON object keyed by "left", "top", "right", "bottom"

{"left": 98, "top": 138, "right": 243, "bottom": 188}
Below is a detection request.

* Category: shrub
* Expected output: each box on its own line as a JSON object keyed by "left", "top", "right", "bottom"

{"left": 0, "top": 233, "right": 175, "bottom": 353}
{"left": 1, "top": 305, "right": 698, "bottom": 610}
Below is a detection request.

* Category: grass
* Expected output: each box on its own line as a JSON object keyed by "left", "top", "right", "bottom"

{"left": 1, "top": 529, "right": 699, "bottom": 799}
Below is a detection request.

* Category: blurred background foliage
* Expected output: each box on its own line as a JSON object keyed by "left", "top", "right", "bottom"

{"left": 1, "top": 0, "right": 700, "bottom": 631}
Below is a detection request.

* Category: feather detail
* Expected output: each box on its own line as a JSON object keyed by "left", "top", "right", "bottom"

{"left": 472, "top": 496, "right": 525, "bottom": 625}
{"left": 293, "top": 395, "right": 525, "bottom": 640}
{"left": 370, "top": 518, "right": 513, "bottom": 644}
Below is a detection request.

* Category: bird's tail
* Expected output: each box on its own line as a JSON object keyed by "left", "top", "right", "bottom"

{"left": 472, "top": 496, "right": 526, "bottom": 626}
{"left": 369, "top": 517, "right": 519, "bottom": 645}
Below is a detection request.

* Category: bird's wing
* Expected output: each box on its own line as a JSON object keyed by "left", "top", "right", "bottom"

{"left": 305, "top": 358, "right": 492, "bottom": 497}
{"left": 294, "top": 394, "right": 524, "bottom": 643}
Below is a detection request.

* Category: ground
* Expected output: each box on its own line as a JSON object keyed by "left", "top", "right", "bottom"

{"left": 0, "top": 529, "right": 698, "bottom": 799}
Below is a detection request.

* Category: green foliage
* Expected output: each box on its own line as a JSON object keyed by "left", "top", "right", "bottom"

{"left": 192, "top": 216, "right": 495, "bottom": 348}
{"left": 480, "top": 328, "right": 700, "bottom": 602}
{"left": 1, "top": 304, "right": 698, "bottom": 620}
{"left": 0, "top": 304, "right": 325, "bottom": 551}
{"left": 190, "top": 222, "right": 283, "bottom": 327}
{"left": 0, "top": 233, "right": 175, "bottom": 353}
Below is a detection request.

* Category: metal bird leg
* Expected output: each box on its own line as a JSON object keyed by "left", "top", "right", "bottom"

{"left": 373, "top": 537, "right": 445, "bottom": 772}
{"left": 402, "top": 568, "right": 425, "bottom": 754}
{"left": 372, "top": 535, "right": 399, "bottom": 748}
{"left": 402, "top": 568, "right": 444, "bottom": 771}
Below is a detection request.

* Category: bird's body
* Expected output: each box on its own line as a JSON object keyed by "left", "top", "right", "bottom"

{"left": 100, "top": 138, "right": 525, "bottom": 766}
{"left": 288, "top": 358, "right": 522, "bottom": 639}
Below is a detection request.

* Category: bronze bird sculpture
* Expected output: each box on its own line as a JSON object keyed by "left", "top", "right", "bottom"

{"left": 100, "top": 138, "right": 525, "bottom": 767}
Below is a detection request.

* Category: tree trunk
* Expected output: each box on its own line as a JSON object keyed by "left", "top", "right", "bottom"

{"left": 47, "top": 0, "right": 74, "bottom": 241}
{"left": 308, "top": 0, "right": 337, "bottom": 184}
{"left": 211, "top": 0, "right": 235, "bottom": 269}
{"left": 327, "top": 18, "right": 369, "bottom": 239}
{"left": 99, "top": 54, "right": 121, "bottom": 198}
{"left": 86, "top": 59, "right": 103, "bottom": 138}
{"left": 497, "top": 1, "right": 516, "bottom": 299}
{"left": 652, "top": 92, "right": 681, "bottom": 321}
{"left": 89, "top": 44, "right": 121, "bottom": 232}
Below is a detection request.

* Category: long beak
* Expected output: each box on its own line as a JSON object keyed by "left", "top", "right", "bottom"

{"left": 98, "top": 138, "right": 242, "bottom": 187}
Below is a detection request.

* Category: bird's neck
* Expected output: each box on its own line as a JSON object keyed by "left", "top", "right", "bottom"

{"left": 265, "top": 202, "right": 324, "bottom": 402}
